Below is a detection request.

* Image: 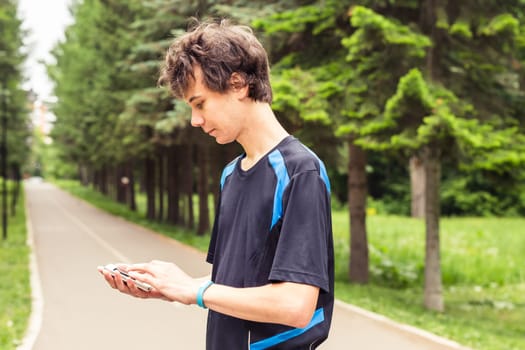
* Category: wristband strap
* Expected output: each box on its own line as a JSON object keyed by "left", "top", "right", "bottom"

{"left": 197, "top": 280, "right": 214, "bottom": 309}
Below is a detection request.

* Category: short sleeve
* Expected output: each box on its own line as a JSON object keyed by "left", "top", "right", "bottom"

{"left": 268, "top": 170, "right": 332, "bottom": 292}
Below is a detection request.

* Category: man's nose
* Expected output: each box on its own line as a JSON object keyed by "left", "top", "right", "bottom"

{"left": 191, "top": 112, "right": 204, "bottom": 127}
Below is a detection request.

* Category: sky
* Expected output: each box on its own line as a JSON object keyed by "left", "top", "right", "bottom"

{"left": 17, "top": 0, "right": 74, "bottom": 103}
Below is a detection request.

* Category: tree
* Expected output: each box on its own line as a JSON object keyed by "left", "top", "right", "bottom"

{"left": 416, "top": 0, "right": 525, "bottom": 310}
{"left": 255, "top": 1, "right": 361, "bottom": 284}
{"left": 0, "top": 0, "right": 30, "bottom": 214}
{"left": 338, "top": 5, "right": 431, "bottom": 284}
{"left": 49, "top": 0, "right": 141, "bottom": 204}
{"left": 258, "top": 1, "right": 525, "bottom": 311}
{"left": 256, "top": 1, "right": 430, "bottom": 284}
{"left": 338, "top": 0, "right": 525, "bottom": 310}
{"left": 50, "top": 0, "right": 247, "bottom": 231}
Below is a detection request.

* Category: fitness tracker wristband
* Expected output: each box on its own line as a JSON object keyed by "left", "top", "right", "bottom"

{"left": 197, "top": 280, "right": 214, "bottom": 309}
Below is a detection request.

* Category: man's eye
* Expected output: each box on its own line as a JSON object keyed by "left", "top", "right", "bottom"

{"left": 196, "top": 102, "right": 204, "bottom": 109}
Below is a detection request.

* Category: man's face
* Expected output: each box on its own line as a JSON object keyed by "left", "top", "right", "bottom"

{"left": 185, "top": 65, "right": 245, "bottom": 144}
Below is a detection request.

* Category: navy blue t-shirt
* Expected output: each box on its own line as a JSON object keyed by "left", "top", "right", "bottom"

{"left": 206, "top": 136, "right": 334, "bottom": 349}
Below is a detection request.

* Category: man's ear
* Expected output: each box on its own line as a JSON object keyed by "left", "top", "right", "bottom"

{"left": 230, "top": 72, "right": 249, "bottom": 98}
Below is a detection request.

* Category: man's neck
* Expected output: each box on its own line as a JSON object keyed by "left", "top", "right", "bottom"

{"left": 236, "top": 102, "right": 289, "bottom": 171}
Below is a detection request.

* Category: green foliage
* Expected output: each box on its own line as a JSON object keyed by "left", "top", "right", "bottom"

{"left": 49, "top": 0, "right": 142, "bottom": 170}
{"left": 0, "top": 183, "right": 30, "bottom": 350}
{"left": 0, "top": 0, "right": 30, "bottom": 173}
{"left": 27, "top": 129, "right": 77, "bottom": 179}
{"left": 478, "top": 13, "right": 520, "bottom": 38}
{"left": 46, "top": 0, "right": 525, "bottom": 216}
{"left": 271, "top": 67, "right": 331, "bottom": 125}
{"left": 359, "top": 64, "right": 525, "bottom": 182}
{"left": 253, "top": 0, "right": 340, "bottom": 36}
{"left": 251, "top": 0, "right": 525, "bottom": 220}
{"left": 335, "top": 282, "right": 525, "bottom": 350}
{"left": 449, "top": 20, "right": 473, "bottom": 39}
{"left": 384, "top": 69, "right": 435, "bottom": 117}
{"left": 337, "top": 6, "right": 431, "bottom": 139}
{"left": 116, "top": 0, "right": 191, "bottom": 153}
{"left": 332, "top": 211, "right": 525, "bottom": 288}
{"left": 369, "top": 247, "right": 420, "bottom": 289}
{"left": 368, "top": 192, "right": 411, "bottom": 216}
{"left": 359, "top": 68, "right": 433, "bottom": 146}
{"left": 441, "top": 177, "right": 505, "bottom": 217}
{"left": 441, "top": 168, "right": 525, "bottom": 216}
{"left": 345, "top": 6, "right": 430, "bottom": 58}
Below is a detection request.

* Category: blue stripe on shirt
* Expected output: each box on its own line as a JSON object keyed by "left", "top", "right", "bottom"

{"left": 268, "top": 150, "right": 290, "bottom": 230}
{"left": 220, "top": 158, "right": 238, "bottom": 190}
{"left": 250, "top": 308, "right": 325, "bottom": 350}
{"left": 301, "top": 145, "right": 331, "bottom": 194}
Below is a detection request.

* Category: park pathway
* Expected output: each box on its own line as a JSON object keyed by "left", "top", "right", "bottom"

{"left": 20, "top": 181, "right": 471, "bottom": 350}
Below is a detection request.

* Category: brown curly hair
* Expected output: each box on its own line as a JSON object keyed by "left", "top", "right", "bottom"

{"left": 158, "top": 19, "right": 272, "bottom": 103}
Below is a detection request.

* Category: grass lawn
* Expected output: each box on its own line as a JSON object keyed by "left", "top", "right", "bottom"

{"left": 48, "top": 180, "right": 525, "bottom": 349}
{"left": 0, "top": 183, "right": 31, "bottom": 350}
{"left": 332, "top": 213, "right": 525, "bottom": 350}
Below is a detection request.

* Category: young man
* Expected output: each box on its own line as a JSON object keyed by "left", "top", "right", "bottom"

{"left": 99, "top": 19, "right": 334, "bottom": 349}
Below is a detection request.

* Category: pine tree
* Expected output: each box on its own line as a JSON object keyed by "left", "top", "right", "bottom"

{"left": 0, "top": 0, "right": 30, "bottom": 214}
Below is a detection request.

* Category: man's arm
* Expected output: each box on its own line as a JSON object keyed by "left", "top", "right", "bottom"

{"left": 118, "top": 260, "right": 319, "bottom": 328}
{"left": 202, "top": 281, "right": 319, "bottom": 329}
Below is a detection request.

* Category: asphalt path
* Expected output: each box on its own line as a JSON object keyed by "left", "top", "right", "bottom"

{"left": 20, "top": 181, "right": 472, "bottom": 350}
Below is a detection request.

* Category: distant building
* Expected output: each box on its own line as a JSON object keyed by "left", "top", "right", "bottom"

{"left": 28, "top": 92, "right": 55, "bottom": 144}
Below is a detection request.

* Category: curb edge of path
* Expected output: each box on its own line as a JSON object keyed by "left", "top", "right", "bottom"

{"left": 334, "top": 300, "right": 472, "bottom": 350}
{"left": 17, "top": 186, "right": 44, "bottom": 350}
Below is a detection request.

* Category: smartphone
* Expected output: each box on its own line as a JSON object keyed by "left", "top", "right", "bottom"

{"left": 103, "top": 264, "right": 152, "bottom": 292}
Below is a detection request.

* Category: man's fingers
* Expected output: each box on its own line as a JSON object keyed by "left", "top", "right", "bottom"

{"left": 97, "top": 267, "right": 114, "bottom": 285}
{"left": 125, "top": 263, "right": 151, "bottom": 273}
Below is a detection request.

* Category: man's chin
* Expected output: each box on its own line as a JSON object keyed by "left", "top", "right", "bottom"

{"left": 213, "top": 136, "right": 235, "bottom": 145}
{"left": 215, "top": 139, "right": 234, "bottom": 145}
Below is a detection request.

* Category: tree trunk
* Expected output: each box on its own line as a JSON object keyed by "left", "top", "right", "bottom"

{"left": 186, "top": 144, "right": 194, "bottom": 229}
{"left": 144, "top": 156, "right": 156, "bottom": 220}
{"left": 100, "top": 166, "right": 108, "bottom": 195}
{"left": 197, "top": 143, "right": 210, "bottom": 235}
{"left": 126, "top": 161, "right": 136, "bottom": 212}
{"left": 10, "top": 163, "right": 21, "bottom": 216}
{"left": 423, "top": 146, "right": 444, "bottom": 311}
{"left": 116, "top": 164, "right": 127, "bottom": 204}
{"left": 78, "top": 163, "right": 90, "bottom": 186}
{"left": 348, "top": 139, "right": 369, "bottom": 283}
{"left": 92, "top": 169, "right": 99, "bottom": 191}
{"left": 420, "top": 0, "right": 444, "bottom": 312}
{"left": 167, "top": 146, "right": 180, "bottom": 225}
{"left": 409, "top": 156, "right": 425, "bottom": 218}
{"left": 157, "top": 150, "right": 165, "bottom": 222}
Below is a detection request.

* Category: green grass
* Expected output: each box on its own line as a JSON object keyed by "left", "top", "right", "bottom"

{"left": 334, "top": 283, "right": 524, "bottom": 350}
{"left": 52, "top": 179, "right": 524, "bottom": 350}
{"left": 0, "top": 183, "right": 31, "bottom": 350}
{"left": 333, "top": 212, "right": 525, "bottom": 350}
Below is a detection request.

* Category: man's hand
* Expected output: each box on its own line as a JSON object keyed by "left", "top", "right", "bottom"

{"left": 97, "top": 263, "right": 167, "bottom": 300}
{"left": 124, "top": 260, "right": 202, "bottom": 305}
